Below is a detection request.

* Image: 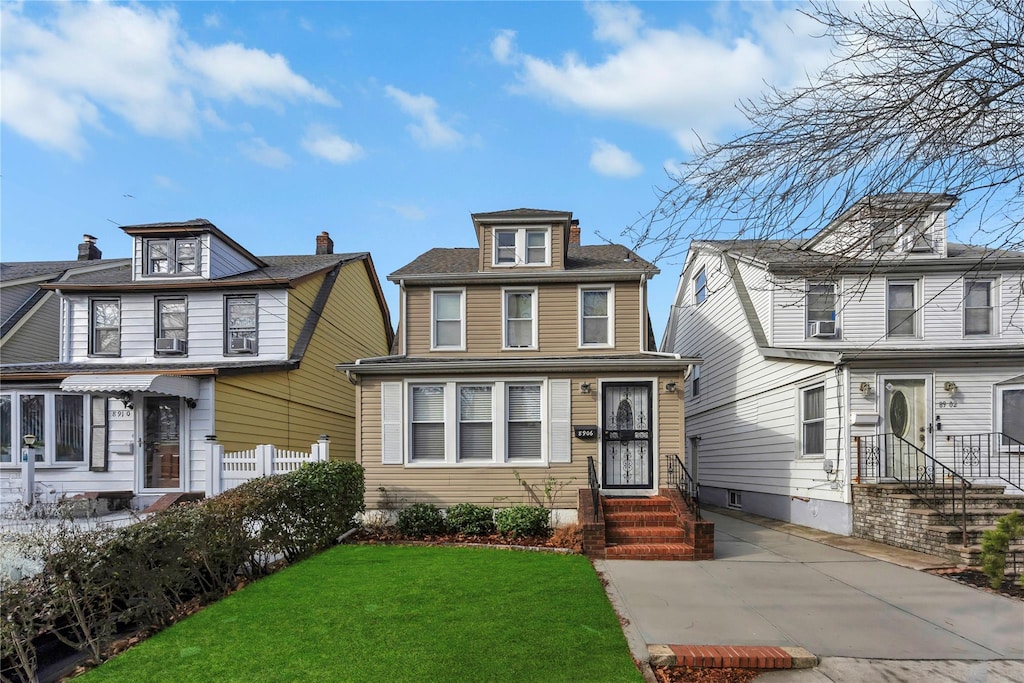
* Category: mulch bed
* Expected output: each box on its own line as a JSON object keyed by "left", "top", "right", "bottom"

{"left": 927, "top": 567, "right": 1024, "bottom": 601}
{"left": 348, "top": 527, "right": 581, "bottom": 552}
{"left": 653, "top": 666, "right": 761, "bottom": 682}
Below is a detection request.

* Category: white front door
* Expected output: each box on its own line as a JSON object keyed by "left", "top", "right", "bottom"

{"left": 881, "top": 376, "right": 931, "bottom": 479}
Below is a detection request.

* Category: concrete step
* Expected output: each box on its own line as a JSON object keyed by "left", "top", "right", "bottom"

{"left": 953, "top": 542, "right": 1024, "bottom": 566}
{"left": 911, "top": 507, "right": 1024, "bottom": 526}
{"left": 606, "top": 542, "right": 695, "bottom": 561}
{"left": 893, "top": 493, "right": 1024, "bottom": 511}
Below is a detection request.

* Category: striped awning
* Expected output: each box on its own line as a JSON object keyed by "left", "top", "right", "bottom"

{"left": 60, "top": 374, "right": 200, "bottom": 400}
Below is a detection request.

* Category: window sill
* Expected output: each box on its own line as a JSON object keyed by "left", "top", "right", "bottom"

{"left": 403, "top": 461, "right": 549, "bottom": 468}
{"left": 0, "top": 463, "right": 85, "bottom": 470}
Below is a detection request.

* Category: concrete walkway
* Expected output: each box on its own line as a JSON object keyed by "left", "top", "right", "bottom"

{"left": 598, "top": 510, "right": 1024, "bottom": 680}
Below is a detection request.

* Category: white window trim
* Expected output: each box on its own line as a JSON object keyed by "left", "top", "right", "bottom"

{"left": 144, "top": 237, "right": 200, "bottom": 276}
{"left": 694, "top": 267, "right": 707, "bottom": 306}
{"left": 886, "top": 279, "right": 921, "bottom": 339}
{"left": 430, "top": 288, "right": 466, "bottom": 351}
{"left": 963, "top": 278, "right": 997, "bottom": 338}
{"left": 89, "top": 297, "right": 121, "bottom": 357}
{"left": 0, "top": 392, "right": 90, "bottom": 468}
{"left": 797, "top": 382, "right": 826, "bottom": 458}
{"left": 578, "top": 285, "right": 615, "bottom": 348}
{"left": 502, "top": 287, "right": 539, "bottom": 350}
{"left": 995, "top": 384, "right": 1024, "bottom": 451}
{"left": 805, "top": 282, "right": 838, "bottom": 338}
{"left": 691, "top": 365, "right": 701, "bottom": 399}
{"left": 403, "top": 379, "right": 549, "bottom": 467}
{"left": 492, "top": 227, "right": 551, "bottom": 267}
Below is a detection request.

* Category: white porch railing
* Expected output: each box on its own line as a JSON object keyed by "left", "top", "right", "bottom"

{"left": 206, "top": 436, "right": 330, "bottom": 496}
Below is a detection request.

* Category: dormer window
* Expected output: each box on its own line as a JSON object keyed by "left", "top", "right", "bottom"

{"left": 871, "top": 215, "right": 933, "bottom": 253}
{"left": 493, "top": 228, "right": 549, "bottom": 266}
{"left": 146, "top": 238, "right": 198, "bottom": 275}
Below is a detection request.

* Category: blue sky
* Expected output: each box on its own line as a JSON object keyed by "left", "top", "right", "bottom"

{"left": 1, "top": 1, "right": 837, "bottom": 337}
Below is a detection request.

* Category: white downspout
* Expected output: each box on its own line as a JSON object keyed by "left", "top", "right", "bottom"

{"left": 399, "top": 279, "right": 407, "bottom": 355}
{"left": 639, "top": 273, "right": 647, "bottom": 351}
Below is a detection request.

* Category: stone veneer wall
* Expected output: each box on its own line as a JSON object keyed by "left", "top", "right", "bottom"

{"left": 851, "top": 484, "right": 955, "bottom": 559}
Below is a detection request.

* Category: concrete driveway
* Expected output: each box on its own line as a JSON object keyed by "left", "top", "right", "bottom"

{"left": 598, "top": 510, "right": 1024, "bottom": 680}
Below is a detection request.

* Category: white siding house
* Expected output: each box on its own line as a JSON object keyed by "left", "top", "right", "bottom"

{"left": 664, "top": 194, "right": 1024, "bottom": 535}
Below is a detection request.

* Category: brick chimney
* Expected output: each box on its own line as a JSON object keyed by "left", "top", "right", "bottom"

{"left": 569, "top": 219, "right": 581, "bottom": 246}
{"left": 316, "top": 231, "right": 334, "bottom": 255}
{"left": 77, "top": 234, "right": 102, "bottom": 261}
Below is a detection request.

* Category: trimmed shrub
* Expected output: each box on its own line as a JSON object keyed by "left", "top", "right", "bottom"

{"left": 981, "top": 511, "right": 1024, "bottom": 589}
{"left": 445, "top": 503, "right": 495, "bottom": 536}
{"left": 494, "top": 505, "right": 551, "bottom": 539}
{"left": 397, "top": 503, "right": 445, "bottom": 538}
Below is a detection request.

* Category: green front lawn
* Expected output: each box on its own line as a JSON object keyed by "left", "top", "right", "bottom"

{"left": 81, "top": 545, "right": 642, "bottom": 682}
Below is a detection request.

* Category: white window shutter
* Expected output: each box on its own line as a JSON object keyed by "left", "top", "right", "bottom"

{"left": 548, "top": 379, "right": 571, "bottom": 463}
{"left": 381, "top": 382, "right": 403, "bottom": 464}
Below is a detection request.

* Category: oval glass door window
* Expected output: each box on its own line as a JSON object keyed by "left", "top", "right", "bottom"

{"left": 890, "top": 390, "right": 909, "bottom": 437}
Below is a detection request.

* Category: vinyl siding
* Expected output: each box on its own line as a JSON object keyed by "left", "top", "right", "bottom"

{"left": 208, "top": 234, "right": 259, "bottom": 279}
{"left": 1, "top": 294, "right": 60, "bottom": 362}
{"left": 214, "top": 261, "right": 390, "bottom": 457}
{"left": 64, "top": 290, "right": 289, "bottom": 363}
{"left": 404, "top": 281, "right": 642, "bottom": 356}
{"left": 477, "top": 222, "right": 565, "bottom": 273}
{"left": 771, "top": 271, "right": 1024, "bottom": 348}
{"left": 357, "top": 371, "right": 682, "bottom": 510}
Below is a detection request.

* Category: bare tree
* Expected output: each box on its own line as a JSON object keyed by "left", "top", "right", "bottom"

{"left": 628, "top": 0, "right": 1024, "bottom": 266}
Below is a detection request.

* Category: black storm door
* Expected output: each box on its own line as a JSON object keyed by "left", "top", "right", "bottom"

{"left": 602, "top": 382, "right": 654, "bottom": 489}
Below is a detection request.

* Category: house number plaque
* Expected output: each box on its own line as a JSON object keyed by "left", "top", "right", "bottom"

{"left": 573, "top": 425, "right": 597, "bottom": 439}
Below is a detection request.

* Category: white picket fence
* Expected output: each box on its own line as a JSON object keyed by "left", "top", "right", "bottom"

{"left": 206, "top": 437, "right": 330, "bottom": 496}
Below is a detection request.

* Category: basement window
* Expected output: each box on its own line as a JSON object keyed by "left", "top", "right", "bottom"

{"left": 727, "top": 490, "right": 742, "bottom": 510}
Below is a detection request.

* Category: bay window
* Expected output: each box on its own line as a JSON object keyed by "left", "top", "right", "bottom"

{"left": 0, "top": 392, "right": 87, "bottom": 465}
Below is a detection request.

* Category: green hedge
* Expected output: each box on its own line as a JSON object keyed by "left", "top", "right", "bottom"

{"left": 0, "top": 461, "right": 364, "bottom": 682}
{"left": 494, "top": 505, "right": 551, "bottom": 539}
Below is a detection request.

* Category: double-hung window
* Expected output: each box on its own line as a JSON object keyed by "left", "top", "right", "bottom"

{"left": 694, "top": 268, "right": 707, "bottom": 305}
{"left": 964, "top": 280, "right": 994, "bottom": 336}
{"left": 503, "top": 288, "right": 537, "bottom": 349}
{"left": 800, "top": 385, "right": 825, "bottom": 456}
{"left": 579, "top": 287, "right": 613, "bottom": 347}
{"left": 691, "top": 365, "right": 701, "bottom": 398}
{"left": 458, "top": 386, "right": 493, "bottom": 461}
{"left": 411, "top": 385, "right": 446, "bottom": 462}
{"left": 493, "top": 228, "right": 549, "bottom": 266}
{"left": 90, "top": 298, "right": 121, "bottom": 356}
{"left": 806, "top": 283, "right": 837, "bottom": 337}
{"left": 155, "top": 297, "right": 187, "bottom": 354}
{"left": 507, "top": 384, "right": 542, "bottom": 461}
{"left": 432, "top": 290, "right": 465, "bottom": 350}
{"left": 146, "top": 238, "right": 198, "bottom": 275}
{"left": 0, "top": 392, "right": 86, "bottom": 464}
{"left": 225, "top": 295, "right": 258, "bottom": 354}
{"left": 886, "top": 280, "right": 918, "bottom": 337}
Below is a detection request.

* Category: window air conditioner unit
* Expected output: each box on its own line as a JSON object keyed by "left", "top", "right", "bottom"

{"left": 155, "top": 337, "right": 186, "bottom": 353}
{"left": 229, "top": 337, "right": 255, "bottom": 353}
{"left": 900, "top": 233, "right": 932, "bottom": 253}
{"left": 810, "top": 321, "right": 837, "bottom": 338}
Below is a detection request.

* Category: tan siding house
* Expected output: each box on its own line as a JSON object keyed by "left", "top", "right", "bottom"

{"left": 341, "top": 208, "right": 698, "bottom": 523}
{"left": 1, "top": 224, "right": 392, "bottom": 507}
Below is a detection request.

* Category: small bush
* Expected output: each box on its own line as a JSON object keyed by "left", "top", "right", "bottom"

{"left": 445, "top": 503, "right": 495, "bottom": 536}
{"left": 981, "top": 511, "right": 1024, "bottom": 589}
{"left": 494, "top": 505, "right": 551, "bottom": 539}
{"left": 397, "top": 503, "right": 445, "bottom": 538}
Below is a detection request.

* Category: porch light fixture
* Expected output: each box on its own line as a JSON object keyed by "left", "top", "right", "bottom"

{"left": 184, "top": 397, "right": 197, "bottom": 409}
{"left": 943, "top": 381, "right": 958, "bottom": 396}
{"left": 859, "top": 382, "right": 872, "bottom": 397}
{"left": 665, "top": 381, "right": 678, "bottom": 393}
{"left": 116, "top": 392, "right": 134, "bottom": 411}
{"left": 22, "top": 434, "right": 36, "bottom": 448}
{"left": 579, "top": 382, "right": 592, "bottom": 394}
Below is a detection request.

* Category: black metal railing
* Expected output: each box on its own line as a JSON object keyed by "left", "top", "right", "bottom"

{"left": 666, "top": 453, "right": 701, "bottom": 520}
{"left": 946, "top": 432, "right": 1024, "bottom": 494}
{"left": 855, "top": 433, "right": 971, "bottom": 545}
{"left": 586, "top": 456, "right": 600, "bottom": 522}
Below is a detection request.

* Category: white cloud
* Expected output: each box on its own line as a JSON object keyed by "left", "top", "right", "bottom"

{"left": 384, "top": 203, "right": 427, "bottom": 221}
{"left": 301, "top": 125, "right": 364, "bottom": 164}
{"left": 499, "top": 2, "right": 835, "bottom": 150}
{"left": 384, "top": 85, "right": 464, "bottom": 150}
{"left": 590, "top": 139, "right": 643, "bottom": 178}
{"left": 203, "top": 13, "right": 221, "bottom": 29}
{"left": 491, "top": 29, "right": 517, "bottom": 64}
{"left": 154, "top": 174, "right": 178, "bottom": 190}
{"left": 0, "top": 3, "right": 335, "bottom": 156}
{"left": 238, "top": 138, "right": 292, "bottom": 169}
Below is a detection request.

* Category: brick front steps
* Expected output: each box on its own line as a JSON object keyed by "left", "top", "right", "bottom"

{"left": 580, "top": 489, "right": 714, "bottom": 560}
{"left": 648, "top": 645, "right": 817, "bottom": 670}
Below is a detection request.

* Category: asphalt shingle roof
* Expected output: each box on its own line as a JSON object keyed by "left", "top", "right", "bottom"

{"left": 389, "top": 244, "right": 655, "bottom": 279}
{"left": 0, "top": 259, "right": 128, "bottom": 282}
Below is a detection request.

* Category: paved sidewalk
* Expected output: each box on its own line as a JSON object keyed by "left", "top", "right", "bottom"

{"left": 598, "top": 510, "right": 1024, "bottom": 678}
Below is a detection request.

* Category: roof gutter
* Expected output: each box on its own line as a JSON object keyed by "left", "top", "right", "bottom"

{"left": 386, "top": 269, "right": 655, "bottom": 285}
{"left": 337, "top": 354, "right": 699, "bottom": 378}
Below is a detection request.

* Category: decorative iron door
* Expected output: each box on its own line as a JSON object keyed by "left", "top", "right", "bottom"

{"left": 602, "top": 382, "right": 654, "bottom": 489}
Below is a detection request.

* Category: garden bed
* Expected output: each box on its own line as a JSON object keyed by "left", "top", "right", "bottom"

{"left": 927, "top": 567, "right": 1024, "bottom": 601}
